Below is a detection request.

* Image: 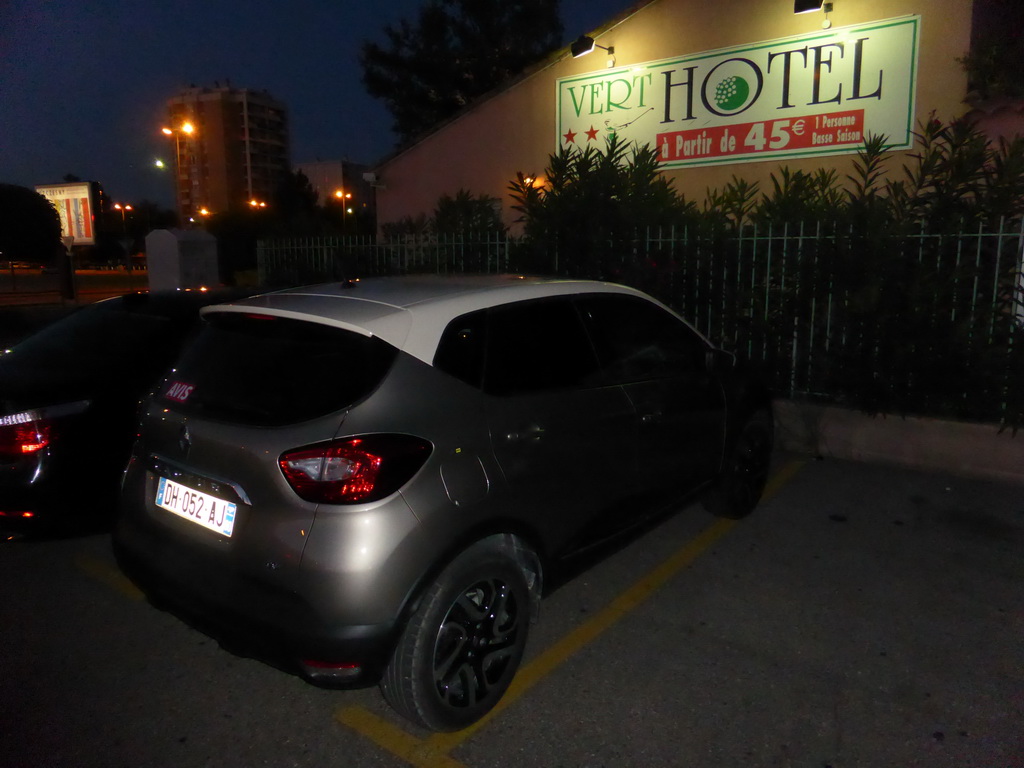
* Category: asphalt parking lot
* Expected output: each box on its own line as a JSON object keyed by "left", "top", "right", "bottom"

{"left": 2, "top": 455, "right": 1021, "bottom": 768}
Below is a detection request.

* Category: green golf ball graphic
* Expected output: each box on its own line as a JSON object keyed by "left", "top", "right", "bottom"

{"left": 714, "top": 76, "right": 750, "bottom": 111}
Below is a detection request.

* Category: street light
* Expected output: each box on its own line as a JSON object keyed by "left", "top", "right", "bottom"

{"left": 113, "top": 203, "right": 133, "bottom": 233}
{"left": 162, "top": 121, "right": 198, "bottom": 221}
{"left": 334, "top": 190, "right": 353, "bottom": 231}
{"left": 162, "top": 121, "right": 194, "bottom": 137}
{"left": 112, "top": 202, "right": 136, "bottom": 279}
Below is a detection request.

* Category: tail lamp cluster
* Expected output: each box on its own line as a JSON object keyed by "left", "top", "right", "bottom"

{"left": 0, "top": 402, "right": 88, "bottom": 462}
{"left": 279, "top": 434, "right": 432, "bottom": 504}
{"left": 0, "top": 411, "right": 52, "bottom": 461}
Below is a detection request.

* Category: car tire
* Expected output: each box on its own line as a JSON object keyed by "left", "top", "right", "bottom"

{"left": 701, "top": 408, "right": 774, "bottom": 519}
{"left": 380, "top": 537, "right": 532, "bottom": 732}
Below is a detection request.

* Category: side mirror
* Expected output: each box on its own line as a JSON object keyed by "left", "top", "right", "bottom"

{"left": 706, "top": 347, "right": 736, "bottom": 372}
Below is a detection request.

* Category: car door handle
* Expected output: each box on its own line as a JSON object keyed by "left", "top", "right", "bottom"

{"left": 640, "top": 411, "right": 663, "bottom": 424}
{"left": 506, "top": 424, "right": 545, "bottom": 442}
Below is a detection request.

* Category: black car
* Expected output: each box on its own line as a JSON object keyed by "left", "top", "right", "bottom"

{"left": 0, "top": 289, "right": 252, "bottom": 537}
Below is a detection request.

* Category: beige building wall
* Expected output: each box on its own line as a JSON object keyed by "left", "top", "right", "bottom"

{"left": 374, "top": 0, "right": 974, "bottom": 230}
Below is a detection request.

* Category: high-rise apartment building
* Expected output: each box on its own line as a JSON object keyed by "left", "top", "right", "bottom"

{"left": 164, "top": 85, "right": 289, "bottom": 222}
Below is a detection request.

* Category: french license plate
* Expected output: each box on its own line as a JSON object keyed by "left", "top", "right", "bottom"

{"left": 155, "top": 477, "right": 237, "bottom": 537}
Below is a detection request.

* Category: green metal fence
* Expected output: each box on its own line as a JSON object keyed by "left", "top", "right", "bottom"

{"left": 257, "top": 220, "right": 1024, "bottom": 426}
{"left": 257, "top": 232, "right": 511, "bottom": 286}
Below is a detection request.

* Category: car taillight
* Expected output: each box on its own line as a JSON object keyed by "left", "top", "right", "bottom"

{"left": 0, "top": 411, "right": 52, "bottom": 460}
{"left": 279, "top": 434, "right": 432, "bottom": 504}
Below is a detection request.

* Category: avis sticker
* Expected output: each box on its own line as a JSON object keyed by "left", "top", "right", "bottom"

{"left": 166, "top": 381, "right": 195, "bottom": 403}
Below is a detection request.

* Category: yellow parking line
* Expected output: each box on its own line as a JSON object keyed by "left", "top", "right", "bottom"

{"left": 75, "top": 553, "right": 144, "bottom": 602}
{"left": 335, "top": 707, "right": 469, "bottom": 768}
{"left": 428, "top": 516, "right": 738, "bottom": 752}
{"left": 338, "top": 459, "right": 806, "bottom": 766}
{"left": 762, "top": 458, "right": 806, "bottom": 500}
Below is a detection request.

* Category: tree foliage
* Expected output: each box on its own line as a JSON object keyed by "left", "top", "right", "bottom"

{"left": 0, "top": 184, "right": 62, "bottom": 264}
{"left": 433, "top": 189, "right": 504, "bottom": 234}
{"left": 205, "top": 169, "right": 376, "bottom": 279}
{"left": 697, "top": 116, "right": 1024, "bottom": 231}
{"left": 360, "top": 0, "right": 563, "bottom": 144}
{"left": 885, "top": 117, "right": 1024, "bottom": 227}
{"left": 271, "top": 169, "right": 321, "bottom": 228}
{"left": 959, "top": 0, "right": 1024, "bottom": 101}
{"left": 694, "top": 119, "right": 1024, "bottom": 428}
{"left": 508, "top": 134, "right": 695, "bottom": 279}
{"left": 378, "top": 190, "right": 503, "bottom": 238}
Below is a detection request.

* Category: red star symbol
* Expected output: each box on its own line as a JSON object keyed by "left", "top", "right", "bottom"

{"left": 563, "top": 129, "right": 577, "bottom": 144}
{"left": 585, "top": 126, "right": 600, "bottom": 141}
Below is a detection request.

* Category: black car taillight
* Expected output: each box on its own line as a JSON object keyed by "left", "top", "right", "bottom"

{"left": 279, "top": 434, "right": 432, "bottom": 504}
{"left": 0, "top": 411, "right": 52, "bottom": 460}
{"left": 0, "top": 402, "right": 88, "bottom": 462}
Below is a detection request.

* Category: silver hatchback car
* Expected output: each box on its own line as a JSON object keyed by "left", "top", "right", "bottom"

{"left": 114, "top": 274, "right": 773, "bottom": 731}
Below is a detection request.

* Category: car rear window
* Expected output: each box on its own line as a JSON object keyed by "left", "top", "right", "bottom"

{"left": 158, "top": 312, "right": 398, "bottom": 426}
{"left": 7, "top": 302, "right": 178, "bottom": 373}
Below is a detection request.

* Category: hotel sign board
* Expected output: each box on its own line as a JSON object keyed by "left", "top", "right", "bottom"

{"left": 556, "top": 16, "right": 919, "bottom": 168}
{"left": 35, "top": 182, "right": 96, "bottom": 245}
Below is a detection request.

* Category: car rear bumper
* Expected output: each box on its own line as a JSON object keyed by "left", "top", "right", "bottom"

{"left": 112, "top": 523, "right": 399, "bottom": 687}
{"left": 0, "top": 483, "right": 115, "bottom": 537}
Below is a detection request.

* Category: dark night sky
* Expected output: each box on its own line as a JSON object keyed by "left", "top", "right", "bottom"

{"left": 0, "top": 0, "right": 634, "bottom": 208}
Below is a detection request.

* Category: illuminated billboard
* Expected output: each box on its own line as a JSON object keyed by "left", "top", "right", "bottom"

{"left": 556, "top": 16, "right": 920, "bottom": 168}
{"left": 35, "top": 182, "right": 96, "bottom": 245}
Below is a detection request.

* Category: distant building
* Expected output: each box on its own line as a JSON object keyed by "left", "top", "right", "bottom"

{"left": 164, "top": 85, "right": 289, "bottom": 222}
{"left": 295, "top": 159, "right": 377, "bottom": 226}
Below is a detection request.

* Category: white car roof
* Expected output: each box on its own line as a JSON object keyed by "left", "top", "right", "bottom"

{"left": 201, "top": 274, "right": 675, "bottom": 365}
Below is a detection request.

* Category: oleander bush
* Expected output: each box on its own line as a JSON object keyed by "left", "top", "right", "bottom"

{"left": 502, "top": 117, "right": 1024, "bottom": 429}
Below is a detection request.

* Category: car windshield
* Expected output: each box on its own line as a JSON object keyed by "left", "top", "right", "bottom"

{"left": 159, "top": 312, "right": 398, "bottom": 426}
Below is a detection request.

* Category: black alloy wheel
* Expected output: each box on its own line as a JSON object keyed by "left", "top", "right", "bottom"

{"left": 433, "top": 577, "right": 520, "bottom": 710}
{"left": 702, "top": 408, "right": 774, "bottom": 519}
{"left": 381, "top": 537, "right": 531, "bottom": 731}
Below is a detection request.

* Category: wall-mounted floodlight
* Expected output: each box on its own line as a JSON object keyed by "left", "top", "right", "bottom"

{"left": 794, "top": 0, "right": 833, "bottom": 13}
{"left": 570, "top": 35, "right": 614, "bottom": 58}
{"left": 794, "top": 0, "right": 833, "bottom": 27}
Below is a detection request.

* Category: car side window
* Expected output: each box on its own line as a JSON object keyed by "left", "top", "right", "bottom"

{"left": 483, "top": 298, "right": 602, "bottom": 396}
{"left": 577, "top": 294, "right": 709, "bottom": 383}
{"left": 434, "top": 309, "right": 488, "bottom": 388}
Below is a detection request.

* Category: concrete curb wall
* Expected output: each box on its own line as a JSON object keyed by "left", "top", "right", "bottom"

{"left": 774, "top": 400, "right": 1024, "bottom": 486}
